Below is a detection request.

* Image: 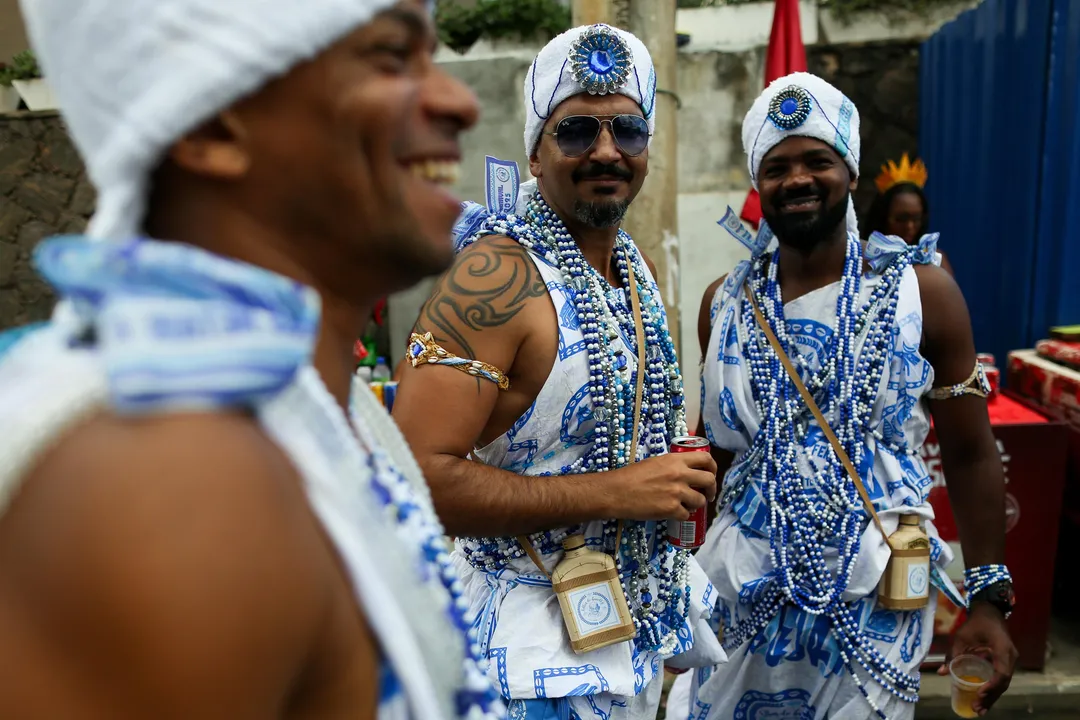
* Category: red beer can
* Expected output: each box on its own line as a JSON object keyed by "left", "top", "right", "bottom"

{"left": 667, "top": 435, "right": 711, "bottom": 549}
{"left": 977, "top": 353, "right": 996, "bottom": 367}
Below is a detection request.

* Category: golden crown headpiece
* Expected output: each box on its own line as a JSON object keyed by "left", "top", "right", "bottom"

{"left": 875, "top": 153, "right": 928, "bottom": 194}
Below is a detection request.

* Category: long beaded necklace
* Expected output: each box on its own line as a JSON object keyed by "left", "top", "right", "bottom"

{"left": 721, "top": 235, "right": 923, "bottom": 718}
{"left": 288, "top": 370, "right": 504, "bottom": 720}
{"left": 458, "top": 192, "right": 691, "bottom": 654}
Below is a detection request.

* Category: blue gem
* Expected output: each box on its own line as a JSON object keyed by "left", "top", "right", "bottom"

{"left": 410, "top": 341, "right": 424, "bottom": 357}
{"left": 569, "top": 25, "right": 634, "bottom": 95}
{"left": 589, "top": 49, "right": 614, "bottom": 74}
{"left": 615, "top": 352, "right": 628, "bottom": 370}
{"left": 767, "top": 85, "right": 813, "bottom": 130}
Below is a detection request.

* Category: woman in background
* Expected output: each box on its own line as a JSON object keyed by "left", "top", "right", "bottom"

{"left": 866, "top": 153, "right": 954, "bottom": 276}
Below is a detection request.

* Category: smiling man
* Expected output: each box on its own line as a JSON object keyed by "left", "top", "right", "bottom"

{"left": 392, "top": 23, "right": 724, "bottom": 720}
{"left": 0, "top": 1, "right": 501, "bottom": 719}
{"left": 672, "top": 72, "right": 1016, "bottom": 719}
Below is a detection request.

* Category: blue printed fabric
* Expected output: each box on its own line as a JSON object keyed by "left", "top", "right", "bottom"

{"left": 33, "top": 236, "right": 320, "bottom": 414}
{"left": 0, "top": 236, "right": 488, "bottom": 720}
{"left": 684, "top": 235, "right": 952, "bottom": 719}
{"left": 453, "top": 244, "right": 722, "bottom": 719}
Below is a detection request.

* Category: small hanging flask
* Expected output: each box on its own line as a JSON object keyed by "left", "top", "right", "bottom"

{"left": 551, "top": 534, "right": 637, "bottom": 654}
{"left": 878, "top": 514, "right": 932, "bottom": 610}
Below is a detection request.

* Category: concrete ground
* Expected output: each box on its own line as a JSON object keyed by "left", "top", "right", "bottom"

{"left": 660, "top": 620, "right": 1080, "bottom": 719}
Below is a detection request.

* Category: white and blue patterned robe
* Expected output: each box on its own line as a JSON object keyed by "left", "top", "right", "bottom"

{"left": 670, "top": 251, "right": 951, "bottom": 720}
{"left": 454, "top": 244, "right": 723, "bottom": 720}
{"left": 0, "top": 238, "right": 491, "bottom": 720}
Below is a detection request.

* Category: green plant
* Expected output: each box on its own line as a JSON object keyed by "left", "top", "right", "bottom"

{"left": 9, "top": 50, "right": 41, "bottom": 81}
{"left": 437, "top": 0, "right": 572, "bottom": 54}
{"left": 0, "top": 64, "right": 13, "bottom": 89}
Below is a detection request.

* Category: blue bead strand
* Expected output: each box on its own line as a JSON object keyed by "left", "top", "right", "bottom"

{"left": 453, "top": 193, "right": 693, "bottom": 655}
{"left": 719, "top": 235, "right": 931, "bottom": 715}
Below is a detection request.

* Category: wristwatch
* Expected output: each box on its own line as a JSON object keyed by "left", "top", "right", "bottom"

{"left": 970, "top": 580, "right": 1015, "bottom": 619}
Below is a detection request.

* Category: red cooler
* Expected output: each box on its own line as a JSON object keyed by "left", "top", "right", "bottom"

{"left": 922, "top": 392, "right": 1067, "bottom": 670}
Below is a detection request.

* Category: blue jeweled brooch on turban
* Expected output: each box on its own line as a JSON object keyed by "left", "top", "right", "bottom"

{"left": 767, "top": 85, "right": 813, "bottom": 130}
{"left": 569, "top": 24, "right": 634, "bottom": 96}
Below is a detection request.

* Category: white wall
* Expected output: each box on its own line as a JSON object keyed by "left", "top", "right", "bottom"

{"left": 677, "top": 1, "right": 818, "bottom": 53}
{"left": 678, "top": 190, "right": 754, "bottom": 430}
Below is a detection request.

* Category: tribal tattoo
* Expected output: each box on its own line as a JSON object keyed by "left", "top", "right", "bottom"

{"left": 416, "top": 237, "right": 548, "bottom": 360}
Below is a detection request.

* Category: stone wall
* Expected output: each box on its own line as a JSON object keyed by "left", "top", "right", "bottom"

{"left": 809, "top": 40, "right": 922, "bottom": 220}
{"left": 0, "top": 111, "right": 94, "bottom": 330}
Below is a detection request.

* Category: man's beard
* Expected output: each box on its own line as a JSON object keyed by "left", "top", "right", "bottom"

{"left": 571, "top": 161, "right": 633, "bottom": 229}
{"left": 762, "top": 187, "right": 850, "bottom": 252}
{"left": 573, "top": 199, "right": 630, "bottom": 228}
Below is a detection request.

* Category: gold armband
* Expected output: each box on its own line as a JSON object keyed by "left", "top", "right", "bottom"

{"left": 406, "top": 332, "right": 510, "bottom": 390}
{"left": 927, "top": 361, "right": 990, "bottom": 400}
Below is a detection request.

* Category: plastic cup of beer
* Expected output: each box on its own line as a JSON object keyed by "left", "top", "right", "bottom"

{"left": 949, "top": 654, "right": 993, "bottom": 718}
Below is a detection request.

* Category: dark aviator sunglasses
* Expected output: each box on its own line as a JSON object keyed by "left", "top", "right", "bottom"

{"left": 544, "top": 114, "right": 651, "bottom": 158}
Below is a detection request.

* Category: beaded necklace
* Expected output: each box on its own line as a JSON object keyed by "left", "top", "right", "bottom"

{"left": 721, "top": 234, "right": 922, "bottom": 718}
{"left": 460, "top": 192, "right": 691, "bottom": 654}
{"left": 346, "top": 379, "right": 503, "bottom": 719}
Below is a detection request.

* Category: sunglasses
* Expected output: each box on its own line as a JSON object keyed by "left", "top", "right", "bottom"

{"left": 544, "top": 114, "right": 651, "bottom": 158}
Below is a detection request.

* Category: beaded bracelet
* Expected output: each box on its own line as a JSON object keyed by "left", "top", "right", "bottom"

{"left": 407, "top": 332, "right": 510, "bottom": 390}
{"left": 964, "top": 563, "right": 1012, "bottom": 601}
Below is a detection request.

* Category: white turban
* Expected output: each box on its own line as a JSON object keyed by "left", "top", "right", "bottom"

{"left": 742, "top": 72, "right": 861, "bottom": 235}
{"left": 523, "top": 23, "right": 656, "bottom": 156}
{"left": 19, "top": 0, "right": 403, "bottom": 242}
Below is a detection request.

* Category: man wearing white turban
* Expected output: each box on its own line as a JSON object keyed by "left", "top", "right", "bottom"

{"left": 0, "top": 2, "right": 503, "bottom": 719}
{"left": 393, "top": 23, "right": 724, "bottom": 720}
{"left": 669, "top": 72, "right": 1016, "bottom": 719}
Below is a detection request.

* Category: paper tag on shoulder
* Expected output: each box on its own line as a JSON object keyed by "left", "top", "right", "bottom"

{"left": 718, "top": 207, "right": 775, "bottom": 258}
{"left": 718, "top": 207, "right": 758, "bottom": 253}
{"left": 485, "top": 156, "right": 520, "bottom": 214}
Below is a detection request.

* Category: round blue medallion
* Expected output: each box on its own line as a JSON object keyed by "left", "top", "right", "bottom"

{"left": 590, "top": 49, "right": 614, "bottom": 74}
{"left": 767, "top": 85, "right": 813, "bottom": 130}
{"left": 569, "top": 25, "right": 634, "bottom": 96}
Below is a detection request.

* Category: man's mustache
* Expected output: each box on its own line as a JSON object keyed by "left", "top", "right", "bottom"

{"left": 773, "top": 185, "right": 823, "bottom": 209}
{"left": 572, "top": 163, "right": 633, "bottom": 182}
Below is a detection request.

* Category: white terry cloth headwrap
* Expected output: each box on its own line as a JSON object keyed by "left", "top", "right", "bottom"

{"left": 19, "top": 0, "right": 404, "bottom": 242}
{"left": 523, "top": 23, "right": 656, "bottom": 156}
{"left": 742, "top": 72, "right": 862, "bottom": 235}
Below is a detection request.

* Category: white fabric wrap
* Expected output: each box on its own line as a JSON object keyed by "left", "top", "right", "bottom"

{"left": 18, "top": 0, "right": 400, "bottom": 242}
{"left": 523, "top": 23, "right": 656, "bottom": 156}
{"left": 742, "top": 72, "right": 862, "bottom": 235}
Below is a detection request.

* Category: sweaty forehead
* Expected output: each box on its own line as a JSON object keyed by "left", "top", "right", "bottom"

{"left": 548, "top": 93, "right": 644, "bottom": 126}
{"left": 760, "top": 136, "right": 841, "bottom": 166}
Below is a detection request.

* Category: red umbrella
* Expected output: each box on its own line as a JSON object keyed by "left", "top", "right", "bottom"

{"left": 740, "top": 0, "right": 808, "bottom": 228}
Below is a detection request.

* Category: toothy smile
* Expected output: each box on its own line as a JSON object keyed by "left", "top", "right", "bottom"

{"left": 408, "top": 159, "right": 461, "bottom": 185}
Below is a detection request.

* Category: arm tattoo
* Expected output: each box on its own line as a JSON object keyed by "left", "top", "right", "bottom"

{"left": 417, "top": 240, "right": 548, "bottom": 359}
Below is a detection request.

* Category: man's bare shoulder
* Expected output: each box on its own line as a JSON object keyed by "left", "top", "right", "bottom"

{"left": 415, "top": 233, "right": 550, "bottom": 360}
{"left": 0, "top": 411, "right": 339, "bottom": 715}
{"left": 697, "top": 274, "right": 728, "bottom": 355}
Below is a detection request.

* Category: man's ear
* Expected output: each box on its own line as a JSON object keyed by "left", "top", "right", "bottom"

{"left": 849, "top": 167, "right": 858, "bottom": 192}
{"left": 529, "top": 150, "right": 542, "bottom": 179}
{"left": 166, "top": 109, "right": 251, "bottom": 180}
